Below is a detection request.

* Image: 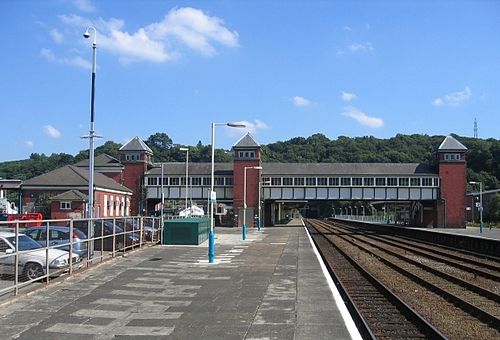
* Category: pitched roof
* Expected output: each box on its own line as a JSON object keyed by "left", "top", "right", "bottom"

{"left": 233, "top": 133, "right": 260, "bottom": 149}
{"left": 262, "top": 163, "right": 436, "bottom": 176}
{"left": 75, "top": 153, "right": 124, "bottom": 169}
{"left": 23, "top": 165, "right": 133, "bottom": 193}
{"left": 49, "top": 190, "right": 88, "bottom": 201}
{"left": 119, "top": 136, "right": 153, "bottom": 154}
{"left": 438, "top": 135, "right": 467, "bottom": 151}
{"left": 147, "top": 162, "right": 233, "bottom": 176}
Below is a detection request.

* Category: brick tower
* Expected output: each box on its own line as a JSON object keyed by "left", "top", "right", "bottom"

{"left": 119, "top": 137, "right": 153, "bottom": 215}
{"left": 232, "top": 133, "right": 262, "bottom": 227}
{"left": 437, "top": 135, "right": 468, "bottom": 228}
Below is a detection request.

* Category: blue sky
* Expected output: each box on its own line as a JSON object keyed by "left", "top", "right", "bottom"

{"left": 1, "top": 0, "right": 499, "bottom": 161}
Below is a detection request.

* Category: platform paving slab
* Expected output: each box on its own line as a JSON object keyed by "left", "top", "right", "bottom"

{"left": 0, "top": 225, "right": 353, "bottom": 340}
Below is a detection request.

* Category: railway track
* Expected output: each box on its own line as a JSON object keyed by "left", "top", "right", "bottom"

{"left": 306, "top": 218, "right": 500, "bottom": 339}
{"left": 305, "top": 220, "right": 446, "bottom": 339}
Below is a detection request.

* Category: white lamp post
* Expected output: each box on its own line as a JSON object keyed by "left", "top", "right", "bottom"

{"left": 243, "top": 166, "right": 262, "bottom": 240}
{"left": 82, "top": 26, "right": 97, "bottom": 219}
{"left": 180, "top": 147, "right": 189, "bottom": 217}
{"left": 209, "top": 122, "right": 245, "bottom": 263}
{"left": 469, "top": 181, "right": 483, "bottom": 234}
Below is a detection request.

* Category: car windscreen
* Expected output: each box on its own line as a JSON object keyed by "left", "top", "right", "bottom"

{"left": 6, "top": 235, "right": 43, "bottom": 250}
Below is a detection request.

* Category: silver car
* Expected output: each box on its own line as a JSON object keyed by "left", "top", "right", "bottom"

{"left": 0, "top": 231, "right": 81, "bottom": 281}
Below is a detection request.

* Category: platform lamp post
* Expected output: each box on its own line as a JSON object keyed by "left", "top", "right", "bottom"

{"left": 180, "top": 147, "right": 189, "bottom": 217}
{"left": 209, "top": 122, "right": 246, "bottom": 263}
{"left": 258, "top": 178, "right": 271, "bottom": 231}
{"left": 82, "top": 26, "right": 98, "bottom": 220}
{"left": 243, "top": 166, "right": 262, "bottom": 240}
{"left": 469, "top": 181, "right": 483, "bottom": 234}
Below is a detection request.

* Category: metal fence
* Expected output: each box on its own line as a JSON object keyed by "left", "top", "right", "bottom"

{"left": 0, "top": 216, "right": 162, "bottom": 298}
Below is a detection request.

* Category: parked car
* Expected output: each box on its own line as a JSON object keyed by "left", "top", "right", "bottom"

{"left": 114, "top": 218, "right": 160, "bottom": 242}
{"left": 23, "top": 226, "right": 89, "bottom": 258}
{"left": 0, "top": 231, "right": 81, "bottom": 281}
{"left": 71, "top": 220, "right": 139, "bottom": 252}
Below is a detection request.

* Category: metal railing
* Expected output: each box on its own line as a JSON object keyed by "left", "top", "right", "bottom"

{"left": 0, "top": 216, "right": 162, "bottom": 298}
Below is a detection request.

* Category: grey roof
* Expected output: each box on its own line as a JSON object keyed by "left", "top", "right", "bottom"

{"left": 438, "top": 135, "right": 467, "bottom": 151}
{"left": 146, "top": 162, "right": 436, "bottom": 176}
{"left": 75, "top": 153, "right": 124, "bottom": 169}
{"left": 23, "top": 165, "right": 133, "bottom": 193}
{"left": 262, "top": 163, "right": 436, "bottom": 176}
{"left": 233, "top": 133, "right": 260, "bottom": 149}
{"left": 147, "top": 162, "right": 233, "bottom": 176}
{"left": 119, "top": 136, "right": 153, "bottom": 154}
{"left": 49, "top": 190, "right": 87, "bottom": 201}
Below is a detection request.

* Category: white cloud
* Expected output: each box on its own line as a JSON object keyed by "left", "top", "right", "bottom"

{"left": 24, "top": 140, "right": 34, "bottom": 148}
{"left": 225, "top": 119, "right": 270, "bottom": 136}
{"left": 342, "top": 106, "right": 384, "bottom": 128}
{"left": 292, "top": 96, "right": 312, "bottom": 107}
{"left": 341, "top": 91, "right": 357, "bottom": 102}
{"left": 57, "top": 8, "right": 239, "bottom": 64}
{"left": 73, "top": 0, "right": 95, "bottom": 13}
{"left": 342, "top": 26, "right": 352, "bottom": 31}
{"left": 432, "top": 87, "right": 471, "bottom": 107}
{"left": 349, "top": 42, "right": 374, "bottom": 52}
{"left": 40, "top": 48, "right": 91, "bottom": 69}
{"left": 50, "top": 29, "right": 64, "bottom": 43}
{"left": 43, "top": 125, "right": 62, "bottom": 138}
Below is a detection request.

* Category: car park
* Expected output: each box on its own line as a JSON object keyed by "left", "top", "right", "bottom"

{"left": 23, "top": 226, "right": 89, "bottom": 258}
{"left": 0, "top": 231, "right": 81, "bottom": 281}
{"left": 71, "top": 220, "right": 140, "bottom": 252}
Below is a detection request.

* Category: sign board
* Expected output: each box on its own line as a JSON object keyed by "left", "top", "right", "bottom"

{"left": 210, "top": 191, "right": 217, "bottom": 203}
{"left": 475, "top": 202, "right": 482, "bottom": 208}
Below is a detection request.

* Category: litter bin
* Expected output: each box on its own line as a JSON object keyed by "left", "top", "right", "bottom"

{"left": 162, "top": 218, "right": 210, "bottom": 245}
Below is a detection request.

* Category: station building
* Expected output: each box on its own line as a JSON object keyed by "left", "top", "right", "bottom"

{"left": 13, "top": 134, "right": 468, "bottom": 228}
{"left": 144, "top": 134, "right": 468, "bottom": 228}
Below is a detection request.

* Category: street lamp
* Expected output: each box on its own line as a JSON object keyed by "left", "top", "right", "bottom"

{"left": 258, "top": 179, "right": 271, "bottom": 231}
{"left": 243, "top": 166, "right": 262, "bottom": 240}
{"left": 209, "top": 122, "right": 245, "bottom": 263}
{"left": 469, "top": 181, "right": 483, "bottom": 234}
{"left": 180, "top": 147, "right": 189, "bottom": 217}
{"left": 82, "top": 26, "right": 97, "bottom": 219}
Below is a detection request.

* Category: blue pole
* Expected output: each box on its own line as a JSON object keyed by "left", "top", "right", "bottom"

{"left": 208, "top": 230, "right": 215, "bottom": 262}
{"left": 242, "top": 223, "right": 247, "bottom": 240}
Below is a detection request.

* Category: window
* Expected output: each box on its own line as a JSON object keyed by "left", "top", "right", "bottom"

{"left": 60, "top": 201, "right": 71, "bottom": 210}
{"left": 444, "top": 153, "right": 461, "bottom": 161}
{"left": 317, "top": 177, "right": 327, "bottom": 186}
{"left": 433, "top": 178, "right": 439, "bottom": 187}
{"left": 262, "top": 177, "right": 271, "bottom": 186}
{"left": 352, "top": 177, "right": 362, "bottom": 186}
{"left": 191, "top": 177, "right": 202, "bottom": 186}
{"left": 399, "top": 178, "right": 409, "bottom": 186}
{"left": 376, "top": 177, "right": 386, "bottom": 186}
{"left": 215, "top": 177, "right": 224, "bottom": 186}
{"left": 271, "top": 177, "right": 282, "bottom": 186}
{"left": 294, "top": 177, "right": 304, "bottom": 186}
{"left": 203, "top": 177, "right": 211, "bottom": 186}
{"left": 283, "top": 177, "right": 293, "bottom": 186}
{"left": 387, "top": 178, "right": 398, "bottom": 186}
{"left": 224, "top": 177, "right": 233, "bottom": 186}
{"left": 161, "top": 177, "right": 168, "bottom": 185}
{"left": 329, "top": 177, "right": 339, "bottom": 186}
{"left": 363, "top": 178, "right": 374, "bottom": 186}
{"left": 410, "top": 178, "right": 420, "bottom": 186}
{"left": 306, "top": 177, "right": 316, "bottom": 186}
{"left": 148, "top": 177, "right": 158, "bottom": 185}
{"left": 170, "top": 177, "right": 179, "bottom": 186}
{"left": 341, "top": 177, "right": 351, "bottom": 186}
{"left": 181, "top": 177, "right": 187, "bottom": 185}
{"left": 422, "top": 178, "right": 433, "bottom": 186}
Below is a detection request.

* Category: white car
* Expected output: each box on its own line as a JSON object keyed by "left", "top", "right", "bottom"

{"left": 0, "top": 231, "right": 81, "bottom": 281}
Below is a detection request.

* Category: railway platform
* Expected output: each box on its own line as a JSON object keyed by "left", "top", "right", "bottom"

{"left": 0, "top": 223, "right": 358, "bottom": 339}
